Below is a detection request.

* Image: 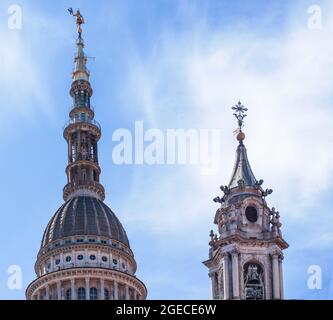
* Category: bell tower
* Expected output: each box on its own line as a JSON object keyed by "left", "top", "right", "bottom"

{"left": 63, "top": 10, "right": 104, "bottom": 201}
{"left": 203, "top": 102, "right": 289, "bottom": 300}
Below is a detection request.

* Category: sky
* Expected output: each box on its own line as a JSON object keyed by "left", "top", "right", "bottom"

{"left": 0, "top": 0, "right": 332, "bottom": 299}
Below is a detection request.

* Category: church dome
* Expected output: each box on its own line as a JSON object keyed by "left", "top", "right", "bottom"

{"left": 41, "top": 196, "right": 130, "bottom": 248}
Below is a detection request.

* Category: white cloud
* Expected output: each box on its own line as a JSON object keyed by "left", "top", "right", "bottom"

{"left": 121, "top": 0, "right": 333, "bottom": 237}
{"left": 0, "top": 31, "right": 46, "bottom": 128}
{"left": 0, "top": 5, "right": 71, "bottom": 133}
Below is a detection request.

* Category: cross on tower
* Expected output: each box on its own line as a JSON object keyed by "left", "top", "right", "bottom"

{"left": 232, "top": 101, "right": 248, "bottom": 131}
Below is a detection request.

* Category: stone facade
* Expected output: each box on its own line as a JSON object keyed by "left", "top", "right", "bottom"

{"left": 203, "top": 103, "right": 288, "bottom": 300}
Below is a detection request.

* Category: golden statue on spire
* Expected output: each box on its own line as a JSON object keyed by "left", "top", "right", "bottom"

{"left": 68, "top": 8, "right": 85, "bottom": 39}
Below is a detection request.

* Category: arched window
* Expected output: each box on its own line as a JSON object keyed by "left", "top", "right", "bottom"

{"left": 85, "top": 94, "right": 90, "bottom": 107}
{"left": 66, "top": 288, "right": 72, "bottom": 300}
{"left": 90, "top": 287, "right": 98, "bottom": 300}
{"left": 244, "top": 262, "right": 265, "bottom": 300}
{"left": 104, "top": 288, "right": 109, "bottom": 300}
{"left": 78, "top": 287, "right": 86, "bottom": 300}
{"left": 79, "top": 90, "right": 85, "bottom": 107}
{"left": 71, "top": 145, "right": 76, "bottom": 162}
{"left": 74, "top": 91, "right": 79, "bottom": 106}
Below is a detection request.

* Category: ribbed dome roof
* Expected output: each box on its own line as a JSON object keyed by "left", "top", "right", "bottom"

{"left": 41, "top": 196, "right": 129, "bottom": 248}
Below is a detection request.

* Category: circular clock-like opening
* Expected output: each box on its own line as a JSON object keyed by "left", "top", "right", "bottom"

{"left": 245, "top": 206, "right": 258, "bottom": 223}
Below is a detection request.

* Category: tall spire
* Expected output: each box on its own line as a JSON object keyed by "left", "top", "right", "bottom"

{"left": 63, "top": 9, "right": 105, "bottom": 201}
{"left": 73, "top": 37, "right": 89, "bottom": 81}
{"left": 68, "top": 8, "right": 89, "bottom": 81}
{"left": 228, "top": 102, "right": 258, "bottom": 189}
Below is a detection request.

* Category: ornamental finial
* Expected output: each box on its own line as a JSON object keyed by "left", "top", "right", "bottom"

{"left": 68, "top": 8, "right": 85, "bottom": 40}
{"left": 232, "top": 101, "right": 248, "bottom": 142}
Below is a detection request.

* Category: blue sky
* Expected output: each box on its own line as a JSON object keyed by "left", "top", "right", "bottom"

{"left": 0, "top": 0, "right": 333, "bottom": 299}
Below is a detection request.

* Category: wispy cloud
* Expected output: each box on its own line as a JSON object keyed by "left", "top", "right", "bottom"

{"left": 122, "top": 0, "right": 333, "bottom": 235}
{"left": 117, "top": 1, "right": 333, "bottom": 298}
{"left": 0, "top": 3, "right": 72, "bottom": 133}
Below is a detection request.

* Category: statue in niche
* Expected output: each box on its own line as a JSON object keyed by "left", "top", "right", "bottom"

{"left": 244, "top": 263, "right": 264, "bottom": 300}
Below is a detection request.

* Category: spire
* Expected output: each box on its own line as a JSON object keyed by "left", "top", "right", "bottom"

{"left": 68, "top": 8, "right": 89, "bottom": 81}
{"left": 73, "top": 37, "right": 89, "bottom": 81}
{"left": 228, "top": 102, "right": 258, "bottom": 189}
{"left": 63, "top": 9, "right": 105, "bottom": 201}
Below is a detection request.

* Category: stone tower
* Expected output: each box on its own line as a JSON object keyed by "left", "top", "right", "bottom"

{"left": 26, "top": 10, "right": 147, "bottom": 300}
{"left": 203, "top": 102, "right": 288, "bottom": 300}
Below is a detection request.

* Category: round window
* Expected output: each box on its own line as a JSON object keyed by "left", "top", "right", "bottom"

{"left": 77, "top": 254, "right": 84, "bottom": 261}
{"left": 65, "top": 256, "right": 71, "bottom": 262}
{"left": 102, "top": 256, "right": 108, "bottom": 262}
{"left": 245, "top": 206, "right": 258, "bottom": 223}
{"left": 90, "top": 255, "right": 96, "bottom": 261}
{"left": 113, "top": 259, "right": 118, "bottom": 265}
{"left": 55, "top": 259, "right": 60, "bottom": 265}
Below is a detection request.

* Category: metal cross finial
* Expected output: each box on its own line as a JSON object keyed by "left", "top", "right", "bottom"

{"left": 232, "top": 101, "right": 248, "bottom": 131}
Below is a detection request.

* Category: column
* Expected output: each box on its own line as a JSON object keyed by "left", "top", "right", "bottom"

{"left": 279, "top": 257, "right": 284, "bottom": 299}
{"left": 100, "top": 278, "right": 105, "bottom": 300}
{"left": 97, "top": 250, "right": 101, "bottom": 266}
{"left": 210, "top": 273, "right": 217, "bottom": 299}
{"left": 45, "top": 285, "right": 50, "bottom": 300}
{"left": 222, "top": 254, "right": 230, "bottom": 300}
{"left": 71, "top": 279, "right": 76, "bottom": 300}
{"left": 217, "top": 271, "right": 223, "bottom": 299}
{"left": 37, "top": 290, "right": 41, "bottom": 300}
{"left": 50, "top": 256, "right": 54, "bottom": 272}
{"left": 68, "top": 135, "right": 72, "bottom": 163}
{"left": 84, "top": 249, "right": 88, "bottom": 266}
{"left": 125, "top": 285, "right": 129, "bottom": 300}
{"left": 85, "top": 278, "right": 90, "bottom": 300}
{"left": 134, "top": 290, "right": 137, "bottom": 300}
{"left": 231, "top": 251, "right": 240, "bottom": 299}
{"left": 60, "top": 252, "right": 64, "bottom": 268}
{"left": 57, "top": 281, "right": 62, "bottom": 300}
{"left": 88, "top": 138, "right": 91, "bottom": 161}
{"left": 114, "top": 281, "right": 119, "bottom": 300}
{"left": 272, "top": 254, "right": 280, "bottom": 299}
{"left": 109, "top": 252, "right": 112, "bottom": 269}
{"left": 78, "top": 130, "right": 81, "bottom": 161}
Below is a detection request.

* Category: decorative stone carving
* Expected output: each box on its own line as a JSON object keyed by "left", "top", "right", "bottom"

{"left": 244, "top": 263, "right": 264, "bottom": 300}
{"left": 203, "top": 102, "right": 288, "bottom": 300}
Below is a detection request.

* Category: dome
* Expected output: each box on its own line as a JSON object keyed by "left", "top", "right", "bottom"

{"left": 41, "top": 196, "right": 130, "bottom": 248}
